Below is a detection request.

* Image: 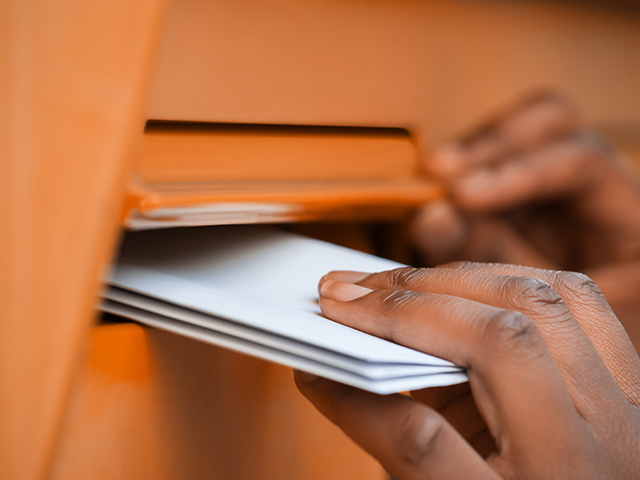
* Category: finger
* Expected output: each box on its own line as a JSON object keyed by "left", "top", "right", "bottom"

{"left": 294, "top": 371, "right": 499, "bottom": 480}
{"left": 454, "top": 218, "right": 555, "bottom": 268}
{"left": 325, "top": 268, "right": 621, "bottom": 414}
{"left": 464, "top": 93, "right": 580, "bottom": 164}
{"left": 409, "top": 201, "right": 556, "bottom": 268}
{"left": 451, "top": 134, "right": 611, "bottom": 213}
{"left": 337, "top": 263, "right": 640, "bottom": 406}
{"left": 328, "top": 266, "right": 637, "bottom": 406}
{"left": 407, "top": 200, "right": 470, "bottom": 265}
{"left": 429, "top": 93, "right": 580, "bottom": 177}
{"left": 494, "top": 92, "right": 581, "bottom": 152}
{"left": 446, "top": 262, "right": 640, "bottom": 406}
{"left": 318, "top": 279, "right": 588, "bottom": 459}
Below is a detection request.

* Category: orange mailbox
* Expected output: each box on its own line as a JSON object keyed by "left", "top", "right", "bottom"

{"left": 4, "top": 1, "right": 640, "bottom": 479}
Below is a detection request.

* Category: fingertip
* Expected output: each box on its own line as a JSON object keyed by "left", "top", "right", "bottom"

{"left": 429, "top": 143, "right": 466, "bottom": 177}
{"left": 411, "top": 200, "right": 464, "bottom": 233}
{"left": 409, "top": 200, "right": 469, "bottom": 263}
{"left": 450, "top": 169, "right": 510, "bottom": 213}
{"left": 452, "top": 170, "right": 494, "bottom": 199}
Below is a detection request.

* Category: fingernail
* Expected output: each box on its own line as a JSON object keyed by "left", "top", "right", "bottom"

{"left": 318, "top": 270, "right": 371, "bottom": 292}
{"left": 319, "top": 271, "right": 369, "bottom": 292}
{"left": 294, "top": 370, "right": 320, "bottom": 383}
{"left": 330, "top": 271, "right": 370, "bottom": 283}
{"left": 320, "top": 280, "right": 373, "bottom": 302}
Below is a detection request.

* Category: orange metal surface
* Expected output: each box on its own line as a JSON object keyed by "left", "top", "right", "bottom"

{"left": 139, "top": 123, "right": 418, "bottom": 183}
{"left": 147, "top": 0, "right": 640, "bottom": 142}
{"left": 51, "top": 323, "right": 385, "bottom": 480}
{"left": 123, "top": 178, "right": 443, "bottom": 228}
{"left": 126, "top": 122, "right": 437, "bottom": 227}
{"left": 5, "top": 0, "right": 640, "bottom": 479}
{"left": 0, "top": 1, "right": 166, "bottom": 478}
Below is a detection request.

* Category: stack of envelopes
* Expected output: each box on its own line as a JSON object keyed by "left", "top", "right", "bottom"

{"left": 101, "top": 225, "right": 467, "bottom": 394}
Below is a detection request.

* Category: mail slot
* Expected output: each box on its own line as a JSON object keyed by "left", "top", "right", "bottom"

{"left": 11, "top": 0, "right": 640, "bottom": 479}
{"left": 123, "top": 123, "right": 442, "bottom": 229}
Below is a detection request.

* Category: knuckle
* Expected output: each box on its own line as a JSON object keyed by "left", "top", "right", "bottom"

{"left": 503, "top": 276, "right": 567, "bottom": 312}
{"left": 482, "top": 310, "right": 541, "bottom": 352}
{"left": 372, "top": 289, "right": 424, "bottom": 343}
{"left": 388, "top": 267, "right": 426, "bottom": 288}
{"left": 395, "top": 408, "right": 447, "bottom": 468}
{"left": 554, "top": 270, "right": 605, "bottom": 303}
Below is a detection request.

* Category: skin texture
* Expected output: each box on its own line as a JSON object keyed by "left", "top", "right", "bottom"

{"left": 295, "top": 265, "right": 640, "bottom": 479}
{"left": 409, "top": 93, "right": 640, "bottom": 348}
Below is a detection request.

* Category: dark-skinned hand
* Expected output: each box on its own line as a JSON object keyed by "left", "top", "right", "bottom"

{"left": 295, "top": 265, "right": 640, "bottom": 479}
{"left": 411, "top": 93, "right": 640, "bottom": 347}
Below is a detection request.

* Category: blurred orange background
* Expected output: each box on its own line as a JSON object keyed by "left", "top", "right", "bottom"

{"left": 2, "top": 1, "right": 640, "bottom": 479}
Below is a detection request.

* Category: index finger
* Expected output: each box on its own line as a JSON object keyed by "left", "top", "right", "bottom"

{"left": 324, "top": 264, "right": 640, "bottom": 407}
{"left": 318, "top": 280, "right": 590, "bottom": 470}
{"left": 451, "top": 134, "right": 614, "bottom": 212}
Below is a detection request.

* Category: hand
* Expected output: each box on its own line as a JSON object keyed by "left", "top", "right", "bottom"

{"left": 295, "top": 265, "right": 640, "bottom": 479}
{"left": 412, "top": 93, "right": 640, "bottom": 343}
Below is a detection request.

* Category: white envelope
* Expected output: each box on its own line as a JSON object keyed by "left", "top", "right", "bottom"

{"left": 102, "top": 225, "right": 467, "bottom": 394}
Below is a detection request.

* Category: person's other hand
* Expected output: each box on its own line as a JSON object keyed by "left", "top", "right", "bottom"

{"left": 412, "top": 93, "right": 640, "bottom": 343}
{"left": 295, "top": 265, "right": 640, "bottom": 479}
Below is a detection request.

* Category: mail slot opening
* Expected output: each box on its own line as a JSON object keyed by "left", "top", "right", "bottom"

{"left": 137, "top": 122, "right": 419, "bottom": 184}
{"left": 123, "top": 124, "right": 442, "bottom": 229}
